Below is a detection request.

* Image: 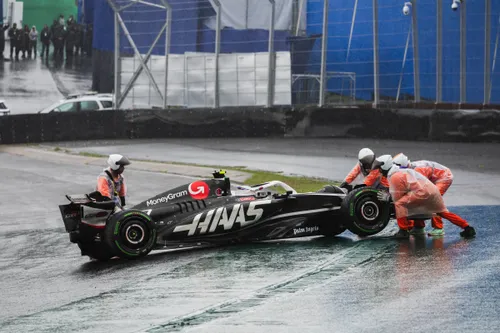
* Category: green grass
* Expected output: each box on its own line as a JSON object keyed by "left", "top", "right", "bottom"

{"left": 66, "top": 150, "right": 338, "bottom": 192}
{"left": 235, "top": 169, "right": 336, "bottom": 193}
{"left": 78, "top": 151, "right": 107, "bottom": 158}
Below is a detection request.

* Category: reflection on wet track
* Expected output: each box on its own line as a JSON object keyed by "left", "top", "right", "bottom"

{"left": 0, "top": 44, "right": 93, "bottom": 115}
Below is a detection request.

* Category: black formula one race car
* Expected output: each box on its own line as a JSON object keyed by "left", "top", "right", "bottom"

{"left": 59, "top": 171, "right": 392, "bottom": 261}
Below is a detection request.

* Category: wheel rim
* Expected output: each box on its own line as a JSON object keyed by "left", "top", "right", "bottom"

{"left": 360, "top": 201, "right": 379, "bottom": 221}
{"left": 125, "top": 224, "right": 145, "bottom": 245}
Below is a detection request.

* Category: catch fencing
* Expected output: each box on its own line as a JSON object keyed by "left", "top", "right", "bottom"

{"left": 98, "top": 0, "right": 500, "bottom": 110}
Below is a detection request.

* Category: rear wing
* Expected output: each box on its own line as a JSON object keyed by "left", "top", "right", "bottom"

{"left": 65, "top": 194, "right": 93, "bottom": 205}
{"left": 59, "top": 203, "right": 82, "bottom": 232}
{"left": 65, "top": 191, "right": 110, "bottom": 205}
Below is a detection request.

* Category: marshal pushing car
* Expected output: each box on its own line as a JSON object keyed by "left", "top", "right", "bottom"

{"left": 59, "top": 171, "right": 392, "bottom": 261}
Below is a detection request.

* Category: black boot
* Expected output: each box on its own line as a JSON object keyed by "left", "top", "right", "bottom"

{"left": 460, "top": 226, "right": 476, "bottom": 238}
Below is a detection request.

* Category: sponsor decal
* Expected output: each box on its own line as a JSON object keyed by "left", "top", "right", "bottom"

{"left": 293, "top": 226, "right": 320, "bottom": 236}
{"left": 146, "top": 190, "right": 188, "bottom": 207}
{"left": 188, "top": 181, "right": 210, "bottom": 200}
{"left": 215, "top": 188, "right": 223, "bottom": 197}
{"left": 174, "top": 200, "right": 272, "bottom": 236}
{"left": 64, "top": 212, "right": 79, "bottom": 219}
{"left": 238, "top": 196, "right": 256, "bottom": 202}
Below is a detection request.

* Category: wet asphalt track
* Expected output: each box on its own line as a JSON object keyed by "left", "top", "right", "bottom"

{"left": 1, "top": 140, "right": 500, "bottom": 333}
{"left": 48, "top": 138, "right": 500, "bottom": 206}
{"left": 0, "top": 41, "right": 93, "bottom": 115}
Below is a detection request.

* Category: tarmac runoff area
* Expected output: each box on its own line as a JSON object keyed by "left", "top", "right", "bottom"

{"left": 25, "top": 137, "right": 500, "bottom": 207}
{"left": 0, "top": 138, "right": 499, "bottom": 333}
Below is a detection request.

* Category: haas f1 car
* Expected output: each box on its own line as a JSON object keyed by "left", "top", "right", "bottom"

{"left": 59, "top": 172, "right": 392, "bottom": 261}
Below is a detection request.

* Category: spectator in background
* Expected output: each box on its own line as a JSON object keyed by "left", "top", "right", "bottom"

{"left": 0, "top": 23, "right": 9, "bottom": 60}
{"left": 22, "top": 24, "right": 30, "bottom": 58}
{"left": 15, "top": 25, "right": 24, "bottom": 59}
{"left": 40, "top": 24, "right": 51, "bottom": 59}
{"left": 29, "top": 25, "right": 38, "bottom": 59}
{"left": 84, "top": 23, "right": 93, "bottom": 56}
{"left": 65, "top": 19, "right": 76, "bottom": 58}
{"left": 52, "top": 20, "right": 65, "bottom": 58}
{"left": 74, "top": 23, "right": 84, "bottom": 56}
{"left": 8, "top": 23, "right": 18, "bottom": 59}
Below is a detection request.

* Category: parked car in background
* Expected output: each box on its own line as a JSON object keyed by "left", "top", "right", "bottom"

{"left": 0, "top": 100, "right": 11, "bottom": 115}
{"left": 38, "top": 92, "right": 114, "bottom": 114}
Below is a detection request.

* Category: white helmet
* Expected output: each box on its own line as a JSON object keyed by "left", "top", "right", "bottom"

{"left": 358, "top": 148, "right": 374, "bottom": 160}
{"left": 393, "top": 153, "right": 410, "bottom": 167}
{"left": 372, "top": 154, "right": 395, "bottom": 176}
{"left": 107, "top": 154, "right": 131, "bottom": 170}
{"left": 358, "top": 148, "right": 375, "bottom": 171}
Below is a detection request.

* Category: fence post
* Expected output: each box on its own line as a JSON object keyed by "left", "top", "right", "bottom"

{"left": 207, "top": 0, "right": 221, "bottom": 108}
{"left": 411, "top": 0, "right": 420, "bottom": 102}
{"left": 267, "top": 0, "right": 276, "bottom": 108}
{"left": 484, "top": 0, "right": 491, "bottom": 104}
{"left": 460, "top": 0, "right": 467, "bottom": 103}
{"left": 114, "top": 9, "right": 121, "bottom": 109}
{"left": 490, "top": 14, "right": 500, "bottom": 101}
{"left": 215, "top": 0, "right": 221, "bottom": 108}
{"left": 160, "top": 0, "right": 172, "bottom": 109}
{"left": 372, "top": 0, "right": 380, "bottom": 107}
{"left": 436, "top": 0, "right": 442, "bottom": 103}
{"left": 319, "top": 0, "right": 329, "bottom": 107}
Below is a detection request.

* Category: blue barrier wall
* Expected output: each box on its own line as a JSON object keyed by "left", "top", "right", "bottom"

{"left": 306, "top": 0, "right": 500, "bottom": 103}
{"left": 84, "top": 0, "right": 500, "bottom": 104}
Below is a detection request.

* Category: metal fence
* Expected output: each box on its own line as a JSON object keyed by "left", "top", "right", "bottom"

{"left": 105, "top": 0, "right": 500, "bottom": 110}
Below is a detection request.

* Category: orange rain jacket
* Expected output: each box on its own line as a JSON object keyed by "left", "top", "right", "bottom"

{"left": 344, "top": 163, "right": 389, "bottom": 188}
{"left": 388, "top": 166, "right": 447, "bottom": 218}
{"left": 96, "top": 168, "right": 127, "bottom": 206}
{"left": 410, "top": 160, "right": 453, "bottom": 184}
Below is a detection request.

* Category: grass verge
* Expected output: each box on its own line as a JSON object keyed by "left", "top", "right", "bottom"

{"left": 54, "top": 148, "right": 337, "bottom": 192}
{"left": 78, "top": 151, "right": 107, "bottom": 158}
{"left": 233, "top": 169, "right": 335, "bottom": 193}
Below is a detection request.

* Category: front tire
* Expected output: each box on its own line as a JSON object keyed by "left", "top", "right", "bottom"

{"left": 341, "top": 187, "right": 391, "bottom": 237}
{"left": 104, "top": 210, "right": 157, "bottom": 260}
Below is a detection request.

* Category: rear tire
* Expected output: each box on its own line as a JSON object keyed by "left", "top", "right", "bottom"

{"left": 341, "top": 187, "right": 391, "bottom": 237}
{"left": 104, "top": 210, "right": 157, "bottom": 260}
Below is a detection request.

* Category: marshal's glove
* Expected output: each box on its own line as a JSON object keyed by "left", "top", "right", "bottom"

{"left": 377, "top": 191, "right": 391, "bottom": 202}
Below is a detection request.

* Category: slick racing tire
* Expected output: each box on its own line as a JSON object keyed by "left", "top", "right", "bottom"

{"left": 341, "top": 187, "right": 391, "bottom": 237}
{"left": 104, "top": 210, "right": 157, "bottom": 260}
{"left": 78, "top": 242, "right": 114, "bottom": 261}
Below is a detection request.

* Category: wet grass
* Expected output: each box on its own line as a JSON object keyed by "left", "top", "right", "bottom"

{"left": 58, "top": 149, "right": 337, "bottom": 192}
{"left": 235, "top": 169, "right": 334, "bottom": 193}
{"left": 78, "top": 151, "right": 107, "bottom": 158}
